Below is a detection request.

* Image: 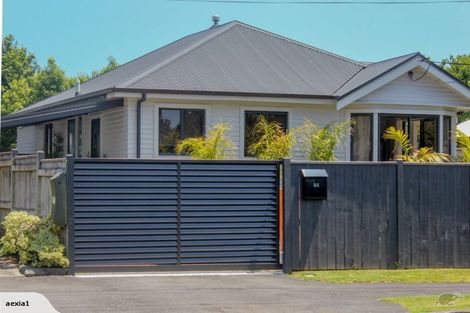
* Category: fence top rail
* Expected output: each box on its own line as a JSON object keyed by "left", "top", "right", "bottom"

{"left": 73, "top": 158, "right": 281, "bottom": 165}
{"left": 41, "top": 158, "right": 66, "bottom": 164}
{"left": 290, "top": 160, "right": 398, "bottom": 166}
{"left": 402, "top": 162, "right": 470, "bottom": 167}
{"left": 0, "top": 151, "right": 13, "bottom": 161}
{"left": 14, "top": 155, "right": 37, "bottom": 161}
{"left": 290, "top": 160, "right": 470, "bottom": 167}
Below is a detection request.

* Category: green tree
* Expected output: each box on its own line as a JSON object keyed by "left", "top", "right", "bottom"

{"left": 31, "top": 57, "right": 74, "bottom": 102}
{"left": 2, "top": 78, "right": 33, "bottom": 114}
{"left": 176, "top": 123, "right": 234, "bottom": 160}
{"left": 91, "top": 56, "right": 119, "bottom": 77}
{"left": 441, "top": 54, "right": 470, "bottom": 123}
{"left": 1, "top": 35, "right": 38, "bottom": 151}
{"left": 1, "top": 35, "right": 38, "bottom": 87}
{"left": 0, "top": 34, "right": 121, "bottom": 152}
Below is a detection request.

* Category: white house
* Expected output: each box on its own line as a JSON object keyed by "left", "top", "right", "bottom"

{"left": 3, "top": 19, "right": 470, "bottom": 161}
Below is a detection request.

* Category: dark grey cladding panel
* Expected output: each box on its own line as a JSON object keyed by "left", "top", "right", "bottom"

{"left": 71, "top": 159, "right": 280, "bottom": 271}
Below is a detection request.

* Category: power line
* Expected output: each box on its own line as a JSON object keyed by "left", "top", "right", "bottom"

{"left": 435, "top": 61, "right": 470, "bottom": 66}
{"left": 169, "top": 0, "right": 470, "bottom": 5}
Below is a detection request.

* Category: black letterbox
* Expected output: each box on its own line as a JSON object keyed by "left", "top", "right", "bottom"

{"left": 301, "top": 169, "right": 328, "bottom": 200}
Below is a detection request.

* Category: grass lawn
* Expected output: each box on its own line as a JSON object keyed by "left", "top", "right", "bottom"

{"left": 381, "top": 294, "right": 470, "bottom": 313}
{"left": 290, "top": 269, "right": 470, "bottom": 283}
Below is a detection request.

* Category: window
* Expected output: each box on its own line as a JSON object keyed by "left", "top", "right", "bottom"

{"left": 159, "top": 109, "right": 205, "bottom": 154}
{"left": 44, "top": 123, "right": 53, "bottom": 158}
{"left": 78, "top": 117, "right": 83, "bottom": 157}
{"left": 443, "top": 116, "right": 452, "bottom": 154}
{"left": 91, "top": 118, "right": 101, "bottom": 158}
{"left": 244, "top": 111, "right": 288, "bottom": 157}
{"left": 67, "top": 119, "right": 76, "bottom": 156}
{"left": 380, "top": 115, "right": 438, "bottom": 161}
{"left": 350, "top": 114, "right": 372, "bottom": 161}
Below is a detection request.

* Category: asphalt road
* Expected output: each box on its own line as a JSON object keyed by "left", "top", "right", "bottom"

{"left": 0, "top": 272, "right": 470, "bottom": 313}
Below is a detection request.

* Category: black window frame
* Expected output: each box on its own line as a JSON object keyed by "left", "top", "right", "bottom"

{"left": 44, "top": 123, "right": 53, "bottom": 158}
{"left": 378, "top": 114, "right": 439, "bottom": 161}
{"left": 443, "top": 115, "right": 452, "bottom": 154}
{"left": 67, "top": 118, "right": 76, "bottom": 156}
{"left": 91, "top": 118, "right": 101, "bottom": 158}
{"left": 158, "top": 108, "right": 206, "bottom": 155}
{"left": 350, "top": 113, "right": 373, "bottom": 161}
{"left": 244, "top": 110, "right": 289, "bottom": 157}
{"left": 77, "top": 116, "right": 83, "bottom": 158}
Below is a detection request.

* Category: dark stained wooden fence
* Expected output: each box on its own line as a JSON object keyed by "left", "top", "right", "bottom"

{"left": 283, "top": 160, "right": 470, "bottom": 272}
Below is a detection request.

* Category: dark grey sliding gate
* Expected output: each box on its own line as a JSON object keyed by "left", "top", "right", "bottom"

{"left": 68, "top": 159, "right": 280, "bottom": 272}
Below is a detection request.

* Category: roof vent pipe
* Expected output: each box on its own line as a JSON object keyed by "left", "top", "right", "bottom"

{"left": 211, "top": 15, "right": 220, "bottom": 28}
{"left": 75, "top": 80, "right": 81, "bottom": 96}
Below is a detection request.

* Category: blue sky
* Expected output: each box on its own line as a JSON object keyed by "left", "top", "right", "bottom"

{"left": 3, "top": 0, "right": 470, "bottom": 76}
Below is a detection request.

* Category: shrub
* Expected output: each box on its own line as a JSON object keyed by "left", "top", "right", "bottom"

{"left": 456, "top": 130, "right": 470, "bottom": 162}
{"left": 383, "top": 126, "right": 450, "bottom": 163}
{"left": 0, "top": 212, "right": 69, "bottom": 268}
{"left": 0, "top": 211, "right": 40, "bottom": 256}
{"left": 248, "top": 116, "right": 296, "bottom": 160}
{"left": 176, "top": 123, "right": 234, "bottom": 160}
{"left": 297, "top": 120, "right": 350, "bottom": 161}
{"left": 27, "top": 220, "right": 69, "bottom": 268}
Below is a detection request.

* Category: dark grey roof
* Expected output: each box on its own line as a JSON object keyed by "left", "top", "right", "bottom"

{"left": 3, "top": 20, "right": 432, "bottom": 127}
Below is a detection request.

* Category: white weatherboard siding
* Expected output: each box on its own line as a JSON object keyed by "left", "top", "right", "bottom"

{"left": 357, "top": 67, "right": 470, "bottom": 107}
{"left": 82, "top": 115, "right": 92, "bottom": 157}
{"left": 101, "top": 106, "right": 128, "bottom": 158}
{"left": 17, "top": 126, "right": 38, "bottom": 154}
{"left": 127, "top": 99, "right": 137, "bottom": 158}
{"left": 140, "top": 103, "right": 155, "bottom": 158}
{"left": 139, "top": 99, "right": 346, "bottom": 160}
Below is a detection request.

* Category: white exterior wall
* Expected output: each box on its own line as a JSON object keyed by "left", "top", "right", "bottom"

{"left": 16, "top": 126, "right": 39, "bottom": 154}
{"left": 127, "top": 99, "right": 137, "bottom": 158}
{"left": 358, "top": 67, "right": 470, "bottom": 107}
{"left": 137, "top": 99, "right": 345, "bottom": 160}
{"left": 100, "top": 106, "right": 128, "bottom": 158}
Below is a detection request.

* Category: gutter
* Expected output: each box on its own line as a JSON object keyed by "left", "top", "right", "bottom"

{"left": 136, "top": 93, "right": 147, "bottom": 158}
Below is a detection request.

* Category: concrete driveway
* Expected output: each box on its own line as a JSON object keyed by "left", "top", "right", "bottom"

{"left": 0, "top": 272, "right": 469, "bottom": 313}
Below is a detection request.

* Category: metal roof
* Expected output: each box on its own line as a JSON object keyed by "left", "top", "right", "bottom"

{"left": 3, "top": 20, "right": 451, "bottom": 128}
{"left": 333, "top": 52, "right": 419, "bottom": 97}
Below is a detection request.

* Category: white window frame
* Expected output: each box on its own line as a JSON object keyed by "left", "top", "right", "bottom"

{"left": 345, "top": 108, "right": 457, "bottom": 161}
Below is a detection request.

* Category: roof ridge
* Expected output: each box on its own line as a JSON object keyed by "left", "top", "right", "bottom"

{"left": 337, "top": 52, "right": 422, "bottom": 98}
{"left": 118, "top": 21, "right": 238, "bottom": 88}
{"left": 332, "top": 52, "right": 420, "bottom": 95}
{"left": 365, "top": 52, "right": 420, "bottom": 67}
{"left": 332, "top": 67, "right": 366, "bottom": 95}
{"left": 231, "top": 20, "right": 364, "bottom": 67}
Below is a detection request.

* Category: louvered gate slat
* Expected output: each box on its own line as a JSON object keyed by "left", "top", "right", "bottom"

{"left": 71, "top": 159, "right": 279, "bottom": 272}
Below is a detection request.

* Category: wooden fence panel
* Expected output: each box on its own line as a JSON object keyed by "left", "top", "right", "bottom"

{"left": 401, "top": 164, "right": 470, "bottom": 268}
{"left": 12, "top": 155, "right": 38, "bottom": 213}
{"left": 285, "top": 161, "right": 398, "bottom": 271}
{"left": 0, "top": 150, "right": 66, "bottom": 220}
{"left": 284, "top": 161, "right": 470, "bottom": 272}
{"left": 37, "top": 158, "right": 66, "bottom": 217}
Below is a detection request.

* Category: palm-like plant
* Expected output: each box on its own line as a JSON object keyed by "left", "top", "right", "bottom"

{"left": 383, "top": 126, "right": 450, "bottom": 162}
{"left": 175, "top": 123, "right": 234, "bottom": 160}
{"left": 297, "top": 119, "right": 350, "bottom": 161}
{"left": 248, "top": 116, "right": 296, "bottom": 160}
{"left": 456, "top": 129, "right": 470, "bottom": 162}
